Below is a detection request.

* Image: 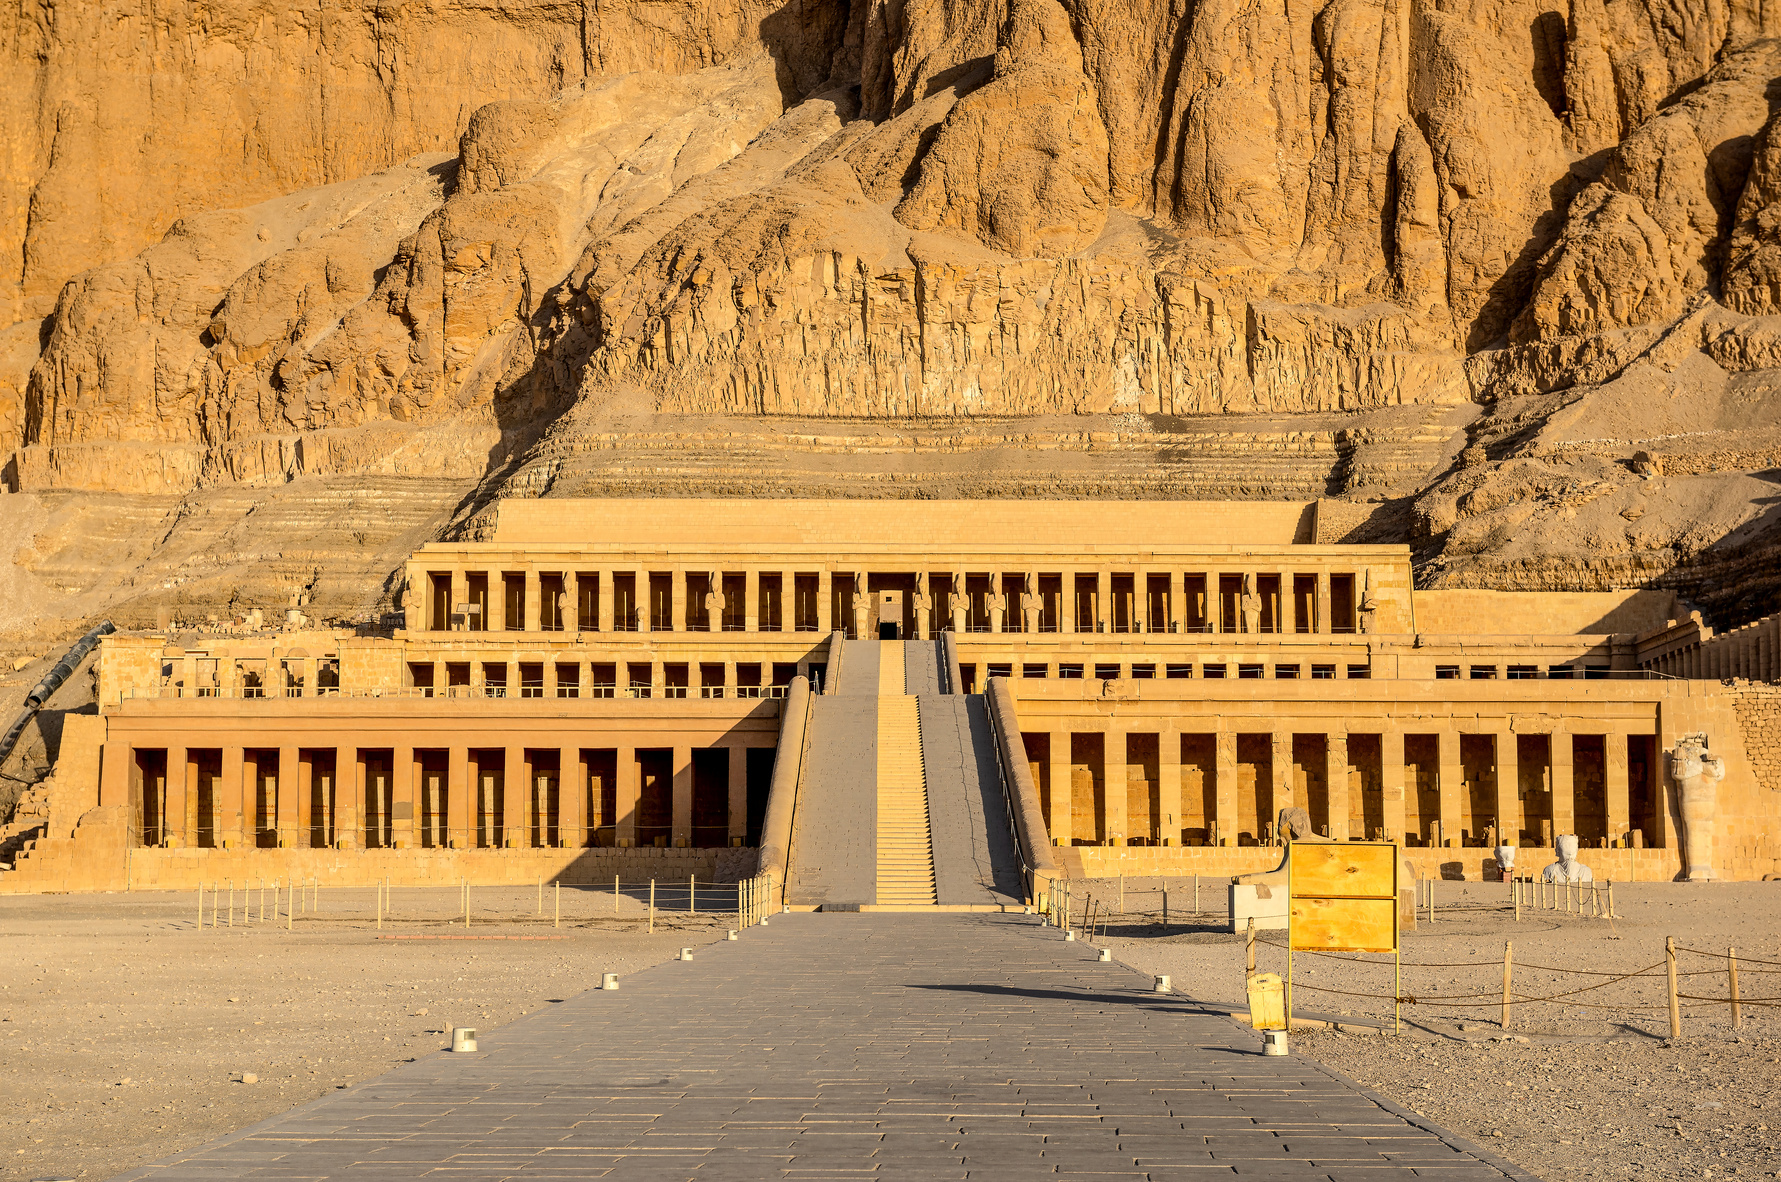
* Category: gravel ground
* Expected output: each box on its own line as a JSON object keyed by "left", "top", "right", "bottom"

{"left": 0, "top": 884, "right": 731, "bottom": 1181}
{"left": 1074, "top": 876, "right": 1781, "bottom": 1182}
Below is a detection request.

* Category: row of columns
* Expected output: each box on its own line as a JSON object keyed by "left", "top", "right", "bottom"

{"left": 1648, "top": 615, "right": 1781, "bottom": 681}
{"left": 425, "top": 568, "right": 1355, "bottom": 637}
{"left": 117, "top": 742, "right": 764, "bottom": 851}
{"left": 407, "top": 657, "right": 803, "bottom": 696}
{"left": 1029, "top": 726, "right": 1653, "bottom": 849}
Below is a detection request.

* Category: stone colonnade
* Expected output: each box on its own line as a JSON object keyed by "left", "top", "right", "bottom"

{"left": 412, "top": 564, "right": 1366, "bottom": 639}
{"left": 1022, "top": 721, "right": 1664, "bottom": 851}
{"left": 115, "top": 738, "right": 774, "bottom": 853}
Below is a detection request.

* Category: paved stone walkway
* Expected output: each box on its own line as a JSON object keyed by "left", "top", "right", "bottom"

{"left": 115, "top": 914, "right": 1537, "bottom": 1181}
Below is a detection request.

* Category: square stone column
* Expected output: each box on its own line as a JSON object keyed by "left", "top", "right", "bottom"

{"left": 1205, "top": 568, "right": 1223, "bottom": 633}
{"left": 449, "top": 746, "right": 471, "bottom": 848}
{"left": 276, "top": 745, "right": 299, "bottom": 848}
{"left": 595, "top": 571, "right": 613, "bottom": 632}
{"left": 392, "top": 747, "right": 414, "bottom": 848}
{"left": 1047, "top": 733, "right": 1070, "bottom": 845}
{"left": 327, "top": 752, "right": 351, "bottom": 849}
{"left": 817, "top": 570, "right": 833, "bottom": 633}
{"left": 671, "top": 745, "right": 694, "bottom": 847}
{"left": 670, "top": 569, "right": 687, "bottom": 632}
{"left": 159, "top": 746, "right": 186, "bottom": 847}
{"left": 1158, "top": 727, "right": 1181, "bottom": 846}
{"left": 563, "top": 574, "right": 580, "bottom": 632}
{"left": 1061, "top": 571, "right": 1077, "bottom": 635}
{"left": 616, "top": 746, "right": 638, "bottom": 847}
{"left": 503, "top": 746, "right": 525, "bottom": 847}
{"left": 727, "top": 743, "right": 748, "bottom": 845}
{"left": 1437, "top": 731, "right": 1461, "bottom": 847}
{"left": 333, "top": 750, "right": 356, "bottom": 850}
{"left": 745, "top": 570, "right": 760, "bottom": 632}
{"left": 1606, "top": 732, "right": 1630, "bottom": 847}
{"left": 450, "top": 570, "right": 467, "bottom": 631}
{"left": 915, "top": 572, "right": 931, "bottom": 639}
{"left": 218, "top": 747, "right": 246, "bottom": 847}
{"left": 1095, "top": 570, "right": 1111, "bottom": 633}
{"left": 1104, "top": 727, "right": 1126, "bottom": 844}
{"left": 559, "top": 748, "right": 584, "bottom": 847}
{"left": 295, "top": 750, "right": 313, "bottom": 847}
{"left": 488, "top": 570, "right": 507, "bottom": 632}
{"left": 1168, "top": 571, "right": 1184, "bottom": 634}
{"left": 1316, "top": 571, "right": 1332, "bottom": 633}
{"left": 1270, "top": 733, "right": 1293, "bottom": 836}
{"left": 1380, "top": 729, "right": 1406, "bottom": 842}
{"left": 1496, "top": 733, "right": 1520, "bottom": 848}
{"left": 524, "top": 570, "right": 541, "bottom": 631}
{"left": 1326, "top": 733, "right": 1349, "bottom": 840}
{"left": 1214, "top": 730, "right": 1238, "bottom": 846}
{"left": 1551, "top": 733, "right": 1575, "bottom": 838}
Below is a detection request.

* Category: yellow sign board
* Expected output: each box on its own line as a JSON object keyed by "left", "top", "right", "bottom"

{"left": 1288, "top": 842, "right": 1400, "bottom": 954}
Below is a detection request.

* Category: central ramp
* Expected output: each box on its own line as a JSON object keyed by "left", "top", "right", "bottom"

{"left": 787, "top": 637, "right": 1019, "bottom": 910}
{"left": 875, "top": 682, "right": 937, "bottom": 906}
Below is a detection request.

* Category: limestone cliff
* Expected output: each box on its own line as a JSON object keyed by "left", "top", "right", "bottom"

{"left": 5, "top": 0, "right": 1781, "bottom": 639}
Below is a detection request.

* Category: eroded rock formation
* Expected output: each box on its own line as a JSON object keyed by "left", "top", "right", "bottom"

{"left": 6, "top": 0, "right": 1781, "bottom": 636}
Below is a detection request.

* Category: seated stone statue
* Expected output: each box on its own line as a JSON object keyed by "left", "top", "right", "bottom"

{"left": 1540, "top": 833, "right": 1594, "bottom": 882}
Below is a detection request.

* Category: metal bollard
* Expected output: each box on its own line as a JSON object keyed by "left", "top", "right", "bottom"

{"left": 727, "top": 930, "right": 738, "bottom": 941}
{"left": 678, "top": 947, "right": 694, "bottom": 961}
{"left": 451, "top": 1028, "right": 478, "bottom": 1053}
{"left": 602, "top": 973, "right": 620, "bottom": 990}
{"left": 1154, "top": 975, "right": 1172, "bottom": 993}
{"left": 1097, "top": 948, "right": 1111, "bottom": 962}
{"left": 1262, "top": 1029, "right": 1288, "bottom": 1056}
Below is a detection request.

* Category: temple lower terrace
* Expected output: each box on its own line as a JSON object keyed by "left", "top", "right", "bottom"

{"left": 3, "top": 498, "right": 1779, "bottom": 901}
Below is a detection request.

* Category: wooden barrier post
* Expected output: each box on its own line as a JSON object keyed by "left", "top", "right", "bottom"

{"left": 1607, "top": 881, "right": 1617, "bottom": 919}
{"left": 1730, "top": 946, "right": 1742, "bottom": 1030}
{"left": 1194, "top": 874, "right": 1200, "bottom": 917}
{"left": 1246, "top": 916, "right": 1257, "bottom": 973}
{"left": 614, "top": 874, "right": 620, "bottom": 914}
{"left": 1501, "top": 941, "right": 1514, "bottom": 1031}
{"left": 1666, "top": 936, "right": 1681, "bottom": 1038}
{"left": 649, "top": 879, "right": 656, "bottom": 934}
{"left": 555, "top": 881, "right": 561, "bottom": 930}
{"left": 1162, "top": 888, "right": 1169, "bottom": 929}
{"left": 1514, "top": 877, "right": 1522, "bottom": 922}
{"left": 691, "top": 874, "right": 697, "bottom": 917}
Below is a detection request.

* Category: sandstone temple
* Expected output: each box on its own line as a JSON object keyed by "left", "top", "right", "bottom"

{"left": 4, "top": 498, "right": 1779, "bottom": 899}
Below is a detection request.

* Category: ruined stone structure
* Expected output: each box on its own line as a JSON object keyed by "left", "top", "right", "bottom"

{"left": 5, "top": 499, "right": 1779, "bottom": 899}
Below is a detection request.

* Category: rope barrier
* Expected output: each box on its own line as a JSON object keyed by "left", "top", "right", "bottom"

{"left": 1676, "top": 946, "right": 1781, "bottom": 966}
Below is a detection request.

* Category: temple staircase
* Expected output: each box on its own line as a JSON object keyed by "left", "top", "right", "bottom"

{"left": 874, "top": 652, "right": 937, "bottom": 906}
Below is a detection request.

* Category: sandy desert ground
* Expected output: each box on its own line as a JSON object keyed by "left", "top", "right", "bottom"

{"left": 1082, "top": 877, "right": 1781, "bottom": 1182}
{"left": 0, "top": 884, "right": 729, "bottom": 1181}
{"left": 4, "top": 879, "right": 1778, "bottom": 1181}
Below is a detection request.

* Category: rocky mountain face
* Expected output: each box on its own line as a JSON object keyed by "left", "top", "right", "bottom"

{"left": 4, "top": 0, "right": 1781, "bottom": 642}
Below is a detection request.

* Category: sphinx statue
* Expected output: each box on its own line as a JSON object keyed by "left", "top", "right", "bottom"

{"left": 1670, "top": 733, "right": 1726, "bottom": 881}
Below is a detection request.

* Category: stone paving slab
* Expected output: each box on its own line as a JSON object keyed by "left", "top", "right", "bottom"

{"left": 112, "top": 914, "right": 1540, "bottom": 1182}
